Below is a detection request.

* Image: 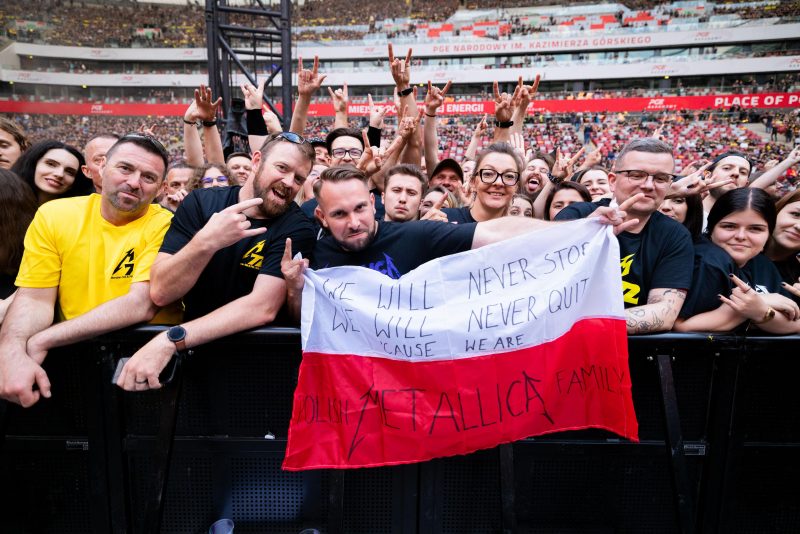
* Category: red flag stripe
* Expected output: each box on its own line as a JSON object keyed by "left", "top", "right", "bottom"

{"left": 283, "top": 317, "right": 637, "bottom": 470}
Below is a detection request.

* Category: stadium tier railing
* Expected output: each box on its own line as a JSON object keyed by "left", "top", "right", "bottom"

{"left": 0, "top": 327, "right": 798, "bottom": 533}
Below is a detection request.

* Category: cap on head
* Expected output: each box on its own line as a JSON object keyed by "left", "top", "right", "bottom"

{"left": 430, "top": 158, "right": 464, "bottom": 182}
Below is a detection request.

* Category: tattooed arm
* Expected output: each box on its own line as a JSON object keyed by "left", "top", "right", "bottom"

{"left": 626, "top": 288, "right": 687, "bottom": 335}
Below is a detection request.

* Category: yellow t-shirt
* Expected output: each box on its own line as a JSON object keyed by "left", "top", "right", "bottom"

{"left": 16, "top": 194, "right": 181, "bottom": 324}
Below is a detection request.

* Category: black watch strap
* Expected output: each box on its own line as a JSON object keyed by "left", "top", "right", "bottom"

{"left": 496, "top": 120, "right": 514, "bottom": 128}
{"left": 397, "top": 87, "right": 413, "bottom": 97}
{"left": 547, "top": 172, "right": 561, "bottom": 184}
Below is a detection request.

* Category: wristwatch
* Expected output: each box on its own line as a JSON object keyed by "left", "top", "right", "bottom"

{"left": 547, "top": 172, "right": 561, "bottom": 184}
{"left": 167, "top": 325, "right": 187, "bottom": 352}
{"left": 397, "top": 86, "right": 413, "bottom": 97}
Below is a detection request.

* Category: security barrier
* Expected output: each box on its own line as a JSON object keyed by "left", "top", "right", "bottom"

{"left": 1, "top": 327, "right": 798, "bottom": 533}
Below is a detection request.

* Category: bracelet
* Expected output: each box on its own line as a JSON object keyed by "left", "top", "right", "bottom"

{"left": 397, "top": 87, "right": 413, "bottom": 97}
{"left": 753, "top": 307, "right": 776, "bottom": 325}
{"left": 183, "top": 119, "right": 197, "bottom": 125}
{"left": 496, "top": 120, "right": 514, "bottom": 128}
{"left": 547, "top": 172, "right": 562, "bottom": 185}
{"left": 425, "top": 112, "right": 437, "bottom": 118}
{"left": 202, "top": 119, "right": 218, "bottom": 127}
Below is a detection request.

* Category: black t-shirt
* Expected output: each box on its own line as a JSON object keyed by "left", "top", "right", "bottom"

{"left": 311, "top": 220, "right": 476, "bottom": 277}
{"left": 774, "top": 255, "right": 800, "bottom": 286}
{"left": 553, "top": 198, "right": 611, "bottom": 221}
{"left": 442, "top": 206, "right": 476, "bottom": 224}
{"left": 160, "top": 186, "right": 316, "bottom": 321}
{"left": 558, "top": 204, "right": 693, "bottom": 308}
{"left": 682, "top": 238, "right": 790, "bottom": 317}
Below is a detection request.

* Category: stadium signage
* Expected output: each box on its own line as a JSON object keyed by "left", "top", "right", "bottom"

{"left": 3, "top": 93, "right": 798, "bottom": 117}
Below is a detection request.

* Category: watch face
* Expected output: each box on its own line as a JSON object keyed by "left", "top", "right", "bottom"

{"left": 168, "top": 325, "right": 186, "bottom": 342}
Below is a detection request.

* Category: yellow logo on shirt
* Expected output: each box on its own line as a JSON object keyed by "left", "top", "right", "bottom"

{"left": 241, "top": 240, "right": 265, "bottom": 270}
{"left": 620, "top": 253, "right": 640, "bottom": 305}
{"left": 112, "top": 248, "right": 135, "bottom": 279}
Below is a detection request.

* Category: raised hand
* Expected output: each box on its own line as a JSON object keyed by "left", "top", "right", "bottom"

{"left": 493, "top": 80, "right": 515, "bottom": 123}
{"left": 397, "top": 105, "right": 423, "bottom": 140}
{"left": 327, "top": 83, "right": 349, "bottom": 113}
{"left": 552, "top": 146, "right": 585, "bottom": 179}
{"left": 420, "top": 190, "right": 450, "bottom": 222}
{"left": 388, "top": 43, "right": 413, "bottom": 89}
{"left": 473, "top": 114, "right": 488, "bottom": 138}
{"left": 240, "top": 79, "right": 267, "bottom": 110}
{"left": 668, "top": 161, "right": 723, "bottom": 198}
{"left": 424, "top": 80, "right": 452, "bottom": 115}
{"left": 194, "top": 84, "right": 222, "bottom": 123}
{"left": 589, "top": 192, "right": 645, "bottom": 234}
{"left": 297, "top": 56, "right": 326, "bottom": 97}
{"left": 281, "top": 237, "right": 309, "bottom": 295}
{"left": 509, "top": 132, "right": 526, "bottom": 161}
{"left": 368, "top": 93, "right": 389, "bottom": 129}
{"left": 719, "top": 274, "right": 771, "bottom": 322}
{"left": 195, "top": 197, "right": 268, "bottom": 251}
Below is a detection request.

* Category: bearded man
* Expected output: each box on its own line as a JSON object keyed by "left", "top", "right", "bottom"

{"left": 116, "top": 133, "right": 316, "bottom": 390}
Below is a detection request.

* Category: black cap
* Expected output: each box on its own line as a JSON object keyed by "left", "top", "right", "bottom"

{"left": 430, "top": 158, "right": 464, "bottom": 182}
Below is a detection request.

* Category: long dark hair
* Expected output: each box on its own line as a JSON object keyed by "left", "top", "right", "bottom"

{"left": 10, "top": 140, "right": 91, "bottom": 201}
{"left": 705, "top": 187, "right": 776, "bottom": 237}
{"left": 543, "top": 181, "right": 592, "bottom": 221}
{"left": 0, "top": 169, "right": 38, "bottom": 275}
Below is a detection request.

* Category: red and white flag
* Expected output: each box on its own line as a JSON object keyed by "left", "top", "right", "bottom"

{"left": 283, "top": 219, "right": 638, "bottom": 470}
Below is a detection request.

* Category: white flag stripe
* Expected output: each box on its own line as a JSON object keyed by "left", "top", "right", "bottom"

{"left": 301, "top": 219, "right": 624, "bottom": 362}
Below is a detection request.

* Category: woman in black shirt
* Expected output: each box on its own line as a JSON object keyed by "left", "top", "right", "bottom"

{"left": 676, "top": 188, "right": 799, "bottom": 333}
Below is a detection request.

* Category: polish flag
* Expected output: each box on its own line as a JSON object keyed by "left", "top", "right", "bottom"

{"left": 283, "top": 219, "right": 638, "bottom": 470}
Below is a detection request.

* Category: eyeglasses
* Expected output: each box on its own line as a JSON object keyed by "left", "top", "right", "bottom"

{"left": 119, "top": 133, "right": 169, "bottom": 165}
{"left": 477, "top": 168, "right": 520, "bottom": 186}
{"left": 201, "top": 176, "right": 229, "bottom": 185}
{"left": 615, "top": 169, "right": 675, "bottom": 185}
{"left": 332, "top": 148, "right": 364, "bottom": 159}
{"left": 262, "top": 132, "right": 308, "bottom": 150}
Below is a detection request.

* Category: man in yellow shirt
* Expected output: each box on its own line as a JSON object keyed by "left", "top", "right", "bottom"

{"left": 0, "top": 134, "right": 173, "bottom": 407}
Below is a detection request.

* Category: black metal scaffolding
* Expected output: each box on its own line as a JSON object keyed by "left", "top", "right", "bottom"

{"left": 205, "top": 0, "right": 293, "bottom": 129}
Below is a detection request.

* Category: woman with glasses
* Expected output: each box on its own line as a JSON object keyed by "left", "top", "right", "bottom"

{"left": 442, "top": 143, "right": 523, "bottom": 223}
{"left": 675, "top": 188, "right": 799, "bottom": 333}
{"left": 187, "top": 163, "right": 234, "bottom": 191}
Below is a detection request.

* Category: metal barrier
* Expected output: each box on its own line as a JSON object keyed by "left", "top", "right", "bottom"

{"left": 1, "top": 328, "right": 798, "bottom": 533}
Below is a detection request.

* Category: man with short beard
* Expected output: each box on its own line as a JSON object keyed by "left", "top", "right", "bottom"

{"left": 0, "top": 134, "right": 176, "bottom": 407}
{"left": 115, "top": 133, "right": 316, "bottom": 390}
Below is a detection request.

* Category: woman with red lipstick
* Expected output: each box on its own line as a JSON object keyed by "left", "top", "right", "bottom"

{"left": 11, "top": 140, "right": 91, "bottom": 205}
{"left": 675, "top": 188, "right": 799, "bottom": 333}
{"left": 766, "top": 190, "right": 800, "bottom": 297}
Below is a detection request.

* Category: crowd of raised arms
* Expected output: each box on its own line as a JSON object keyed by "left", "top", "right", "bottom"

{"left": 0, "top": 44, "right": 799, "bottom": 409}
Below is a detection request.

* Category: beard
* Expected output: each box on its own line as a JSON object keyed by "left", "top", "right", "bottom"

{"left": 253, "top": 179, "right": 294, "bottom": 218}
{"left": 107, "top": 185, "right": 144, "bottom": 212}
{"left": 336, "top": 222, "right": 377, "bottom": 252}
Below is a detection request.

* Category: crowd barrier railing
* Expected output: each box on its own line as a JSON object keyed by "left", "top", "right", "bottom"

{"left": 1, "top": 327, "right": 798, "bottom": 534}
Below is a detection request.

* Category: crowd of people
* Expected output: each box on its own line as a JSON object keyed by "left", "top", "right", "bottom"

{"left": 3, "top": 0, "right": 798, "bottom": 48}
{"left": 1, "top": 48, "right": 800, "bottom": 411}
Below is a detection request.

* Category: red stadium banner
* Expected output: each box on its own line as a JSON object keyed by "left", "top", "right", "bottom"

{"left": 1, "top": 92, "right": 798, "bottom": 117}
{"left": 283, "top": 220, "right": 638, "bottom": 470}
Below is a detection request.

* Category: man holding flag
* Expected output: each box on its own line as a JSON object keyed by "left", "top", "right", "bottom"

{"left": 280, "top": 161, "right": 642, "bottom": 470}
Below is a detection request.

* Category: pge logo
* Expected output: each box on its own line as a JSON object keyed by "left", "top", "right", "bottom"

{"left": 789, "top": 57, "right": 800, "bottom": 68}
{"left": 91, "top": 105, "right": 103, "bottom": 112}
{"left": 648, "top": 99, "right": 665, "bottom": 106}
